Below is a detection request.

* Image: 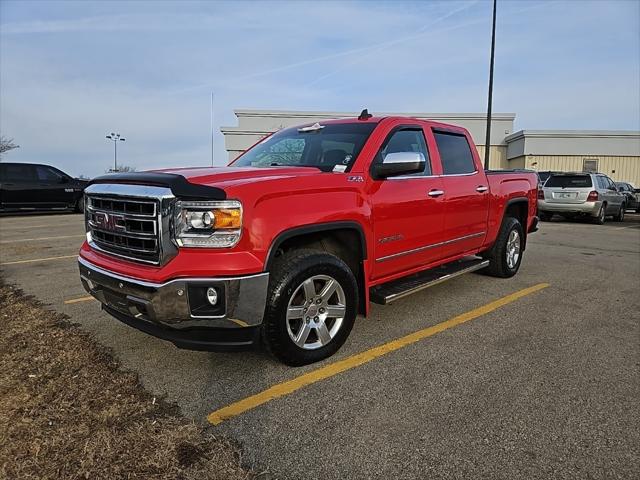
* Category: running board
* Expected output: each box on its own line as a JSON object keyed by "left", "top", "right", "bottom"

{"left": 370, "top": 256, "right": 490, "bottom": 305}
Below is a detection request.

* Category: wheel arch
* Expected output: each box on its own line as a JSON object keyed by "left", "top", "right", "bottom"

{"left": 504, "top": 197, "right": 529, "bottom": 250}
{"left": 265, "top": 221, "right": 368, "bottom": 314}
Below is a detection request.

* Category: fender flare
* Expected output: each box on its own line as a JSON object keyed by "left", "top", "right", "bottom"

{"left": 504, "top": 196, "right": 530, "bottom": 248}
{"left": 264, "top": 221, "right": 368, "bottom": 271}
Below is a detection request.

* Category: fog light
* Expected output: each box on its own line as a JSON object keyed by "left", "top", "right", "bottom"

{"left": 206, "top": 287, "right": 218, "bottom": 306}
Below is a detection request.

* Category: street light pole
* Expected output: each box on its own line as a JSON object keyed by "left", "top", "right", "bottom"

{"left": 105, "top": 132, "right": 126, "bottom": 172}
{"left": 484, "top": 0, "right": 497, "bottom": 170}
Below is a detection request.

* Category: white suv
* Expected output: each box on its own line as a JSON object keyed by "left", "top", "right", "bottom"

{"left": 538, "top": 172, "right": 626, "bottom": 224}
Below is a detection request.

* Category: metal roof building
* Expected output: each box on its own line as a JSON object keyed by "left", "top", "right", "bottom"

{"left": 221, "top": 109, "right": 640, "bottom": 185}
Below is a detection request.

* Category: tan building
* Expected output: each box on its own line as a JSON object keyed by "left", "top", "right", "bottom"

{"left": 504, "top": 130, "right": 640, "bottom": 185}
{"left": 221, "top": 109, "right": 640, "bottom": 185}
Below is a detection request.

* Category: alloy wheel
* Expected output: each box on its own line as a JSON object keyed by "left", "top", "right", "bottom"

{"left": 506, "top": 229, "right": 521, "bottom": 269}
{"left": 286, "top": 275, "right": 346, "bottom": 350}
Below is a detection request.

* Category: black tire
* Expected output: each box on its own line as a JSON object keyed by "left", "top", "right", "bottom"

{"left": 75, "top": 196, "right": 85, "bottom": 213}
{"left": 613, "top": 203, "right": 625, "bottom": 222}
{"left": 592, "top": 204, "right": 606, "bottom": 225}
{"left": 480, "top": 216, "right": 524, "bottom": 278}
{"left": 539, "top": 212, "right": 552, "bottom": 221}
{"left": 262, "top": 249, "right": 358, "bottom": 366}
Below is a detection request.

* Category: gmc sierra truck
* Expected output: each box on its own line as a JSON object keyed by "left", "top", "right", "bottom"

{"left": 78, "top": 114, "right": 539, "bottom": 365}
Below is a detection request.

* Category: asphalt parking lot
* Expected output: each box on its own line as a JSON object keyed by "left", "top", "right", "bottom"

{"left": 1, "top": 213, "right": 639, "bottom": 479}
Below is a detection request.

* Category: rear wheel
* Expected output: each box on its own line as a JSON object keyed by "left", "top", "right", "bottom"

{"left": 481, "top": 216, "right": 524, "bottom": 278}
{"left": 262, "top": 249, "right": 358, "bottom": 366}
{"left": 593, "top": 204, "right": 606, "bottom": 225}
{"left": 613, "top": 203, "right": 625, "bottom": 222}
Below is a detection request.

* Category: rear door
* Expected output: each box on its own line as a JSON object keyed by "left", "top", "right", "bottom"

{"left": 0, "top": 163, "right": 38, "bottom": 209}
{"left": 369, "top": 125, "right": 446, "bottom": 280}
{"left": 431, "top": 128, "right": 489, "bottom": 258}
{"left": 600, "top": 176, "right": 624, "bottom": 213}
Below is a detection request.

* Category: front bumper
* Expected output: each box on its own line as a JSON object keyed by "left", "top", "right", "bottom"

{"left": 78, "top": 257, "right": 269, "bottom": 351}
{"left": 538, "top": 199, "right": 601, "bottom": 216}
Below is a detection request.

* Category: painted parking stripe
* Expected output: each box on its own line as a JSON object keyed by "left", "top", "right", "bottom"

{"left": 0, "top": 254, "right": 77, "bottom": 266}
{"left": 207, "top": 282, "right": 550, "bottom": 425}
{"left": 64, "top": 295, "right": 95, "bottom": 304}
{"left": 0, "top": 234, "right": 85, "bottom": 244}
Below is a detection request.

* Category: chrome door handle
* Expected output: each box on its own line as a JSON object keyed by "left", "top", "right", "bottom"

{"left": 476, "top": 185, "right": 489, "bottom": 193}
{"left": 428, "top": 189, "right": 444, "bottom": 197}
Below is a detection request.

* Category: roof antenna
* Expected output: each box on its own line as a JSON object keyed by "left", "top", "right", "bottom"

{"left": 358, "top": 108, "right": 373, "bottom": 120}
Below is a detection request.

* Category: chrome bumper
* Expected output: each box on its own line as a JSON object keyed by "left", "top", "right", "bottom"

{"left": 78, "top": 257, "right": 268, "bottom": 330}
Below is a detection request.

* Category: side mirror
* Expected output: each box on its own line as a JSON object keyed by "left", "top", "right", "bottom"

{"left": 60, "top": 176, "right": 70, "bottom": 184}
{"left": 372, "top": 151, "right": 425, "bottom": 179}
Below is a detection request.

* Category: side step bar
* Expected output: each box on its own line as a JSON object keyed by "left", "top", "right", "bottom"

{"left": 370, "top": 256, "right": 490, "bottom": 305}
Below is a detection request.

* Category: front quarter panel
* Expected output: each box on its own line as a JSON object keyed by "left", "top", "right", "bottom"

{"left": 224, "top": 173, "right": 371, "bottom": 269}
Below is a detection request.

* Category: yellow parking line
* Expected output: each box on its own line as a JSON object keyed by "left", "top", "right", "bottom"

{"left": 0, "top": 234, "right": 85, "bottom": 244}
{"left": 0, "top": 254, "right": 77, "bottom": 266}
{"left": 64, "top": 295, "right": 95, "bottom": 304}
{"left": 207, "top": 282, "right": 550, "bottom": 425}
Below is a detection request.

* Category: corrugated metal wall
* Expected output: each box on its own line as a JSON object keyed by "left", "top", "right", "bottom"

{"left": 509, "top": 155, "right": 640, "bottom": 185}
{"left": 475, "top": 146, "right": 509, "bottom": 169}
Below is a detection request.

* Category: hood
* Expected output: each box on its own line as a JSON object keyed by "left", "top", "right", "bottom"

{"left": 156, "top": 166, "right": 323, "bottom": 189}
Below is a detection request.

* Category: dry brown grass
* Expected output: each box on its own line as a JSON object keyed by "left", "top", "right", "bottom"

{"left": 0, "top": 282, "right": 253, "bottom": 480}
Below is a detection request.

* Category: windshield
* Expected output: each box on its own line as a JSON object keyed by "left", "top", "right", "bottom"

{"left": 546, "top": 175, "right": 592, "bottom": 188}
{"left": 231, "top": 122, "right": 377, "bottom": 172}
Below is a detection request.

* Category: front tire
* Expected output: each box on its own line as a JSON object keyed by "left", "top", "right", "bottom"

{"left": 263, "top": 249, "right": 358, "bottom": 366}
{"left": 613, "top": 203, "right": 625, "bottom": 222}
{"left": 75, "top": 196, "right": 85, "bottom": 213}
{"left": 481, "top": 216, "right": 524, "bottom": 278}
{"left": 539, "top": 212, "right": 552, "bottom": 221}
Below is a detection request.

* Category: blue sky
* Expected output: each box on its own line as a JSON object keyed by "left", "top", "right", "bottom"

{"left": 1, "top": 0, "right": 638, "bottom": 177}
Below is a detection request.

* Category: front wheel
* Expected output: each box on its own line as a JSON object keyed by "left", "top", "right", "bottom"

{"left": 539, "top": 212, "right": 552, "bottom": 221}
{"left": 613, "top": 204, "right": 625, "bottom": 222}
{"left": 263, "top": 249, "right": 358, "bottom": 366}
{"left": 75, "top": 196, "right": 85, "bottom": 213}
{"left": 481, "top": 216, "right": 524, "bottom": 278}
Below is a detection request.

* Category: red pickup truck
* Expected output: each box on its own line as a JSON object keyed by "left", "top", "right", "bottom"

{"left": 78, "top": 115, "right": 538, "bottom": 365}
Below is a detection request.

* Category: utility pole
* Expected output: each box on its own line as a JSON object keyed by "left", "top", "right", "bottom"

{"left": 484, "top": 0, "right": 497, "bottom": 170}
{"left": 210, "top": 92, "right": 215, "bottom": 167}
{"left": 105, "top": 132, "right": 125, "bottom": 172}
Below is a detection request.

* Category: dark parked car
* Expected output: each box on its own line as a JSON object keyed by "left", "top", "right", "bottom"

{"left": 614, "top": 182, "right": 640, "bottom": 212}
{"left": 0, "top": 162, "right": 89, "bottom": 213}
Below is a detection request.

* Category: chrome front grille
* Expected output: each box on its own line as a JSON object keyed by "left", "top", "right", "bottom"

{"left": 84, "top": 184, "right": 177, "bottom": 265}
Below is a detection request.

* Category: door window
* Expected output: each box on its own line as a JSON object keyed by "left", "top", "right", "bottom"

{"left": 0, "top": 164, "right": 36, "bottom": 183}
{"left": 376, "top": 128, "right": 431, "bottom": 176}
{"left": 433, "top": 131, "right": 476, "bottom": 175}
{"left": 35, "top": 166, "right": 65, "bottom": 182}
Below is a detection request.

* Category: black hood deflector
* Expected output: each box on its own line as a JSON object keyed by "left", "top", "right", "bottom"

{"left": 90, "top": 172, "right": 226, "bottom": 200}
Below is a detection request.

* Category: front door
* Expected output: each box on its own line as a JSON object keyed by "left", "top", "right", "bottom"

{"left": 32, "top": 165, "right": 75, "bottom": 208}
{"left": 369, "top": 127, "right": 446, "bottom": 281}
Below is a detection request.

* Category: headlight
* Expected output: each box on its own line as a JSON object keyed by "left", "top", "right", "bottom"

{"left": 174, "top": 200, "right": 242, "bottom": 248}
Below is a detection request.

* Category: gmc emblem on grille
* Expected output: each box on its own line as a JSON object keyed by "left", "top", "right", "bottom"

{"left": 94, "top": 212, "right": 126, "bottom": 232}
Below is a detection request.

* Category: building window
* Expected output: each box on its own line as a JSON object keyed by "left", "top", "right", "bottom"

{"left": 583, "top": 158, "right": 599, "bottom": 173}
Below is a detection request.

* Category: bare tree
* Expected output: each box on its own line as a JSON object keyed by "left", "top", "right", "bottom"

{"left": 0, "top": 136, "right": 20, "bottom": 157}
